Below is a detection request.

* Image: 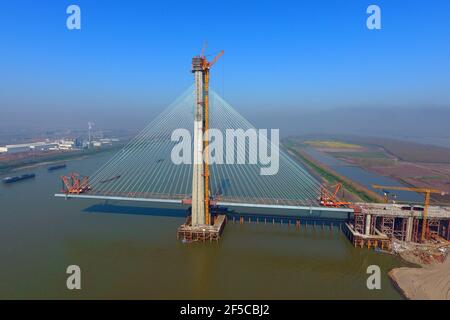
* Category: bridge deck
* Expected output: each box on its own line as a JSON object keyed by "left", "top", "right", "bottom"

{"left": 54, "top": 193, "right": 353, "bottom": 213}
{"left": 356, "top": 203, "right": 450, "bottom": 219}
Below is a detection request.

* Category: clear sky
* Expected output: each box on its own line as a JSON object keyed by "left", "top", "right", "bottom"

{"left": 1, "top": 0, "right": 450, "bottom": 131}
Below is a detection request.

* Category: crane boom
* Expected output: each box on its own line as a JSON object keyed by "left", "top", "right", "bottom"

{"left": 332, "top": 183, "right": 342, "bottom": 197}
{"left": 372, "top": 184, "right": 442, "bottom": 194}
{"left": 372, "top": 184, "right": 446, "bottom": 242}
{"left": 206, "top": 50, "right": 224, "bottom": 69}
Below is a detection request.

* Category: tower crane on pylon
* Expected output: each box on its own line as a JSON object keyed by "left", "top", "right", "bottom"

{"left": 372, "top": 184, "right": 447, "bottom": 242}
{"left": 202, "top": 49, "right": 224, "bottom": 225}
{"left": 190, "top": 46, "right": 224, "bottom": 226}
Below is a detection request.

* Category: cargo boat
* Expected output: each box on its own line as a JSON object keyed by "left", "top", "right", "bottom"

{"left": 48, "top": 164, "right": 67, "bottom": 171}
{"left": 2, "top": 173, "right": 36, "bottom": 184}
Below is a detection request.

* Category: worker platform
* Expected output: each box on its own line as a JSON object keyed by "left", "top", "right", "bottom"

{"left": 177, "top": 215, "right": 227, "bottom": 242}
{"left": 344, "top": 222, "right": 391, "bottom": 250}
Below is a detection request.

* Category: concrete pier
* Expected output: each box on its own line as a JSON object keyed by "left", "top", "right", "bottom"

{"left": 365, "top": 214, "right": 371, "bottom": 235}
{"left": 354, "top": 203, "right": 450, "bottom": 244}
{"left": 405, "top": 216, "right": 413, "bottom": 242}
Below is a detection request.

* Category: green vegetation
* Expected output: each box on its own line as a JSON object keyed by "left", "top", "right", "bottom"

{"left": 304, "top": 140, "right": 362, "bottom": 149}
{"left": 331, "top": 151, "right": 388, "bottom": 159}
{"left": 284, "top": 143, "right": 380, "bottom": 203}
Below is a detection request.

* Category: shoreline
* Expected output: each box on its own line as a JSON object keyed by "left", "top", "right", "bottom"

{"left": 0, "top": 145, "right": 123, "bottom": 175}
{"left": 284, "top": 140, "right": 450, "bottom": 300}
{"left": 284, "top": 144, "right": 383, "bottom": 203}
{"left": 388, "top": 252, "right": 450, "bottom": 300}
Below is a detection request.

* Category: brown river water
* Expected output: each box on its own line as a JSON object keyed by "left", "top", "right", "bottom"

{"left": 0, "top": 151, "right": 407, "bottom": 299}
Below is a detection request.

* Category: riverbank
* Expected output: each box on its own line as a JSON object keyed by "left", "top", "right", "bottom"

{"left": 389, "top": 254, "right": 450, "bottom": 300}
{"left": 0, "top": 144, "right": 124, "bottom": 175}
{"left": 291, "top": 136, "right": 450, "bottom": 204}
{"left": 284, "top": 144, "right": 383, "bottom": 203}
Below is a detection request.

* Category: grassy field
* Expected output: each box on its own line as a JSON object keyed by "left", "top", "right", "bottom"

{"left": 330, "top": 151, "right": 389, "bottom": 159}
{"left": 293, "top": 136, "right": 450, "bottom": 164}
{"left": 284, "top": 142, "right": 382, "bottom": 203}
{"left": 304, "top": 140, "right": 361, "bottom": 149}
{"left": 286, "top": 136, "right": 450, "bottom": 204}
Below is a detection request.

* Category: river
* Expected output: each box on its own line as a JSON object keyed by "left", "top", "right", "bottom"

{"left": 303, "top": 148, "right": 423, "bottom": 203}
{"left": 0, "top": 151, "right": 408, "bottom": 299}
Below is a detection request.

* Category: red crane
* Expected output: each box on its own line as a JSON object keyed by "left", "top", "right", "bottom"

{"left": 61, "top": 173, "right": 91, "bottom": 194}
{"left": 318, "top": 183, "right": 351, "bottom": 208}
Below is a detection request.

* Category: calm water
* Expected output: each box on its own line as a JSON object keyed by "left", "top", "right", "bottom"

{"left": 0, "top": 151, "right": 407, "bottom": 299}
{"left": 303, "top": 148, "right": 423, "bottom": 203}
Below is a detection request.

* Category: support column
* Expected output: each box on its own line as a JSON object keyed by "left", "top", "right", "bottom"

{"left": 405, "top": 216, "right": 413, "bottom": 242}
{"left": 191, "top": 60, "right": 205, "bottom": 226}
{"left": 365, "top": 214, "right": 371, "bottom": 235}
{"left": 447, "top": 220, "right": 450, "bottom": 241}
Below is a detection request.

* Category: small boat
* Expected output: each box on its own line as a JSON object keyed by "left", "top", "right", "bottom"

{"left": 48, "top": 164, "right": 67, "bottom": 171}
{"left": 100, "top": 175, "right": 121, "bottom": 183}
{"left": 2, "top": 173, "right": 36, "bottom": 184}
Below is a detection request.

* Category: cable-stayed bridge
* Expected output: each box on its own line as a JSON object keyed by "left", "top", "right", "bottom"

{"left": 54, "top": 51, "right": 450, "bottom": 246}
{"left": 55, "top": 87, "right": 349, "bottom": 213}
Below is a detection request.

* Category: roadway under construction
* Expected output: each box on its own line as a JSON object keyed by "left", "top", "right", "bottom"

{"left": 55, "top": 48, "right": 450, "bottom": 249}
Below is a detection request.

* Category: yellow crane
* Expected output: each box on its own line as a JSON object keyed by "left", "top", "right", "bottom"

{"left": 372, "top": 184, "right": 446, "bottom": 242}
{"left": 198, "top": 48, "right": 224, "bottom": 225}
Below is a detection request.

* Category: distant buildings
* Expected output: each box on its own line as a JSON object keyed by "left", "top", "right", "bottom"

{"left": 0, "top": 137, "right": 120, "bottom": 155}
{"left": 58, "top": 140, "right": 76, "bottom": 150}
{"left": 92, "top": 138, "right": 120, "bottom": 148}
{"left": 0, "top": 142, "right": 58, "bottom": 154}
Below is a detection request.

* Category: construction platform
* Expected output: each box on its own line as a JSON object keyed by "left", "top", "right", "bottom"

{"left": 177, "top": 215, "right": 227, "bottom": 242}
{"left": 344, "top": 222, "right": 392, "bottom": 250}
{"left": 356, "top": 202, "right": 450, "bottom": 219}
{"left": 350, "top": 203, "right": 450, "bottom": 246}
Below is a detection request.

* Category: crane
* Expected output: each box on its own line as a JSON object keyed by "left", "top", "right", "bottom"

{"left": 197, "top": 48, "right": 224, "bottom": 225}
{"left": 318, "top": 183, "right": 351, "bottom": 208}
{"left": 372, "top": 184, "right": 446, "bottom": 242}
{"left": 61, "top": 173, "right": 91, "bottom": 194}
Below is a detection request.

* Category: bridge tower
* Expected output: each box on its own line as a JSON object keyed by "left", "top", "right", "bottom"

{"left": 190, "top": 50, "right": 224, "bottom": 227}
{"left": 191, "top": 56, "right": 206, "bottom": 226}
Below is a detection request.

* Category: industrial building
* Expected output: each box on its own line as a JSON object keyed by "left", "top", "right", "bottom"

{"left": 0, "top": 142, "right": 58, "bottom": 154}
{"left": 0, "top": 141, "right": 75, "bottom": 154}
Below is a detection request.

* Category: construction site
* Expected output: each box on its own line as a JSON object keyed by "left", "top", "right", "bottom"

{"left": 56, "top": 48, "right": 450, "bottom": 265}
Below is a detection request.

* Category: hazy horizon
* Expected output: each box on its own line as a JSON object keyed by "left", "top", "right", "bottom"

{"left": 1, "top": 0, "right": 450, "bottom": 140}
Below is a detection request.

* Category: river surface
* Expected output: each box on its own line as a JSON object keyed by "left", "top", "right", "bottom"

{"left": 303, "top": 148, "right": 423, "bottom": 203}
{"left": 0, "top": 151, "right": 408, "bottom": 299}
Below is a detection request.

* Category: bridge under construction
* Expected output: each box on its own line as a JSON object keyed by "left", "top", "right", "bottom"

{"left": 55, "top": 49, "right": 450, "bottom": 247}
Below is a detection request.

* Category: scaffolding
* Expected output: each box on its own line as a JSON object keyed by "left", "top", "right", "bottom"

{"left": 381, "top": 217, "right": 395, "bottom": 239}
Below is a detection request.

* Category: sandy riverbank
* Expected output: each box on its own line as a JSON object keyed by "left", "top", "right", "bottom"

{"left": 389, "top": 255, "right": 450, "bottom": 300}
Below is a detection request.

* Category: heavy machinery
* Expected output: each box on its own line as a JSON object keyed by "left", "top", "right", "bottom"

{"left": 191, "top": 47, "right": 224, "bottom": 226}
{"left": 318, "top": 183, "right": 351, "bottom": 208}
{"left": 61, "top": 173, "right": 91, "bottom": 194}
{"left": 372, "top": 184, "right": 446, "bottom": 242}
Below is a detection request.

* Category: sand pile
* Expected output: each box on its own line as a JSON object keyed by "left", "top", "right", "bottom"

{"left": 389, "top": 252, "right": 450, "bottom": 300}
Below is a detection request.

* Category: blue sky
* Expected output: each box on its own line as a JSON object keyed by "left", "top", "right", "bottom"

{"left": 1, "top": 0, "right": 450, "bottom": 130}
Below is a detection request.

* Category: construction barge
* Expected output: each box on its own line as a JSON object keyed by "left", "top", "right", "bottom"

{"left": 2, "top": 173, "right": 36, "bottom": 184}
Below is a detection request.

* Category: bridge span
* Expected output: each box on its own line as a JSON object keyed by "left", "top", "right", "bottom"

{"left": 55, "top": 51, "right": 450, "bottom": 248}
